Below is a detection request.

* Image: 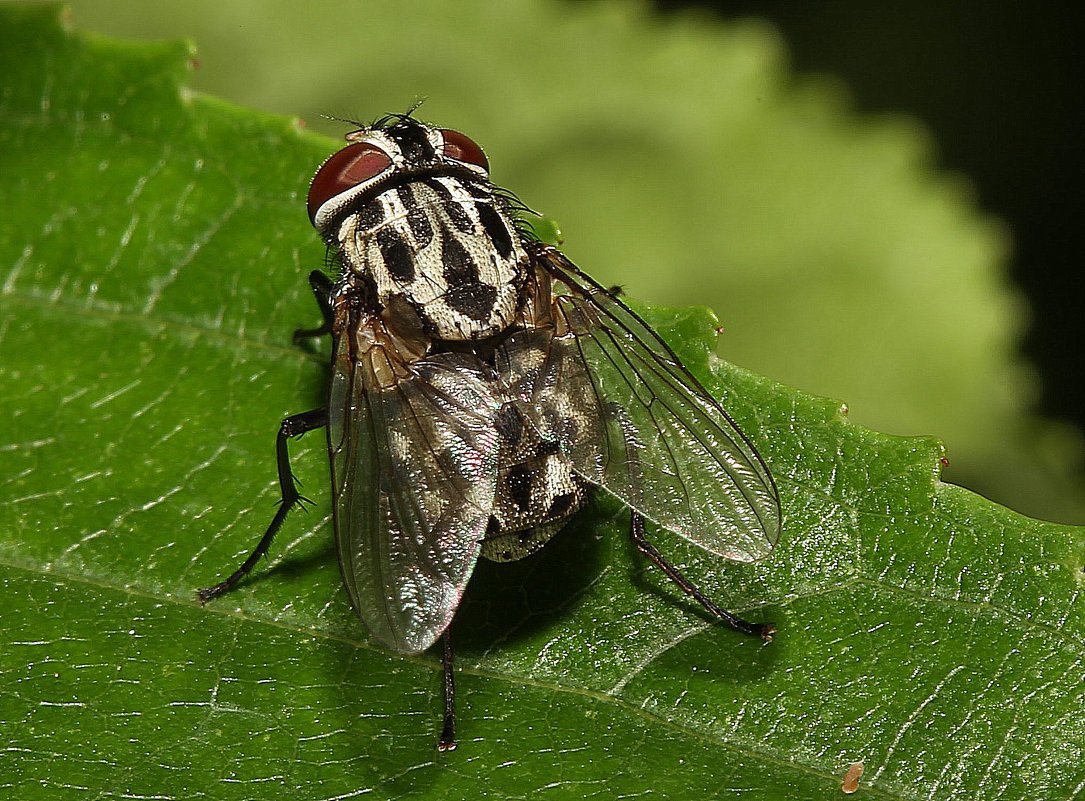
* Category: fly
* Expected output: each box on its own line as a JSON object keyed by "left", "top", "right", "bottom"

{"left": 198, "top": 112, "right": 781, "bottom": 751}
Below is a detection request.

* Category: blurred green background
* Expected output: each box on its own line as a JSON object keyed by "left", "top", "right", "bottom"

{"left": 58, "top": 0, "right": 1083, "bottom": 522}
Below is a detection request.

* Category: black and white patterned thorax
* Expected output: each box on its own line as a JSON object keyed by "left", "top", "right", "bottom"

{"left": 308, "top": 118, "right": 527, "bottom": 342}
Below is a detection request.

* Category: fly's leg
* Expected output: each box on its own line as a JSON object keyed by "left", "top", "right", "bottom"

{"left": 201, "top": 271, "right": 332, "bottom": 602}
{"left": 630, "top": 513, "right": 775, "bottom": 641}
{"left": 605, "top": 393, "right": 775, "bottom": 642}
{"left": 292, "top": 270, "right": 335, "bottom": 342}
{"left": 438, "top": 629, "right": 457, "bottom": 752}
{"left": 197, "top": 407, "right": 328, "bottom": 603}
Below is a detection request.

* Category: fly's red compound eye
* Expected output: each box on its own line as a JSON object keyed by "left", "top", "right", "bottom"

{"left": 307, "top": 143, "right": 393, "bottom": 223}
{"left": 439, "top": 129, "right": 489, "bottom": 172}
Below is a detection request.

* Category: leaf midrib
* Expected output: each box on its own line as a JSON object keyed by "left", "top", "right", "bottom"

{"left": 3, "top": 548, "right": 927, "bottom": 798}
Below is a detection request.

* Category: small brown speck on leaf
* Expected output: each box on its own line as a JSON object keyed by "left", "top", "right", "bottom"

{"left": 841, "top": 762, "right": 864, "bottom": 794}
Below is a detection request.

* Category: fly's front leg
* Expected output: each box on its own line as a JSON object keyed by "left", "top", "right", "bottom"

{"left": 197, "top": 407, "right": 328, "bottom": 603}
{"left": 630, "top": 513, "right": 775, "bottom": 641}
{"left": 293, "top": 270, "right": 335, "bottom": 343}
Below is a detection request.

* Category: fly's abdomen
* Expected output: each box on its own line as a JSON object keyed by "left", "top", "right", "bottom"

{"left": 482, "top": 403, "right": 588, "bottom": 563}
{"left": 338, "top": 176, "right": 527, "bottom": 341}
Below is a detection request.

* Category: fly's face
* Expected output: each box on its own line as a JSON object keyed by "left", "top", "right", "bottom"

{"left": 307, "top": 118, "right": 528, "bottom": 342}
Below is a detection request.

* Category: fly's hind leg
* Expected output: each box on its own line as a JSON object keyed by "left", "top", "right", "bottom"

{"left": 605, "top": 392, "right": 775, "bottom": 642}
{"left": 630, "top": 512, "right": 775, "bottom": 641}
{"left": 438, "top": 629, "right": 457, "bottom": 752}
{"left": 197, "top": 407, "right": 328, "bottom": 603}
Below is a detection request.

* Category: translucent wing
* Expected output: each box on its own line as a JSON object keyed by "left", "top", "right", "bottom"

{"left": 501, "top": 246, "right": 780, "bottom": 562}
{"left": 328, "top": 325, "right": 501, "bottom": 654}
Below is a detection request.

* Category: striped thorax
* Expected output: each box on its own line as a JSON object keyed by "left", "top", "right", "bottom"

{"left": 308, "top": 118, "right": 527, "bottom": 342}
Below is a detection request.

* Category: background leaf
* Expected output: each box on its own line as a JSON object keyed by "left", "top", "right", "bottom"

{"left": 2, "top": 6, "right": 1083, "bottom": 800}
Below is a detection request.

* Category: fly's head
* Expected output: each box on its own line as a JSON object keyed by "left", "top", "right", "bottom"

{"left": 308, "top": 116, "right": 530, "bottom": 343}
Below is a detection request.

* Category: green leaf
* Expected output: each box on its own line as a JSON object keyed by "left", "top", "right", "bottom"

{"left": 1, "top": 6, "right": 1082, "bottom": 800}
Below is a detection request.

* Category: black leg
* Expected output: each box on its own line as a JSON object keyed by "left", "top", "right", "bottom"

{"left": 197, "top": 407, "right": 328, "bottom": 603}
{"left": 630, "top": 513, "right": 775, "bottom": 641}
{"left": 438, "top": 629, "right": 457, "bottom": 752}
{"left": 292, "top": 270, "right": 335, "bottom": 343}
